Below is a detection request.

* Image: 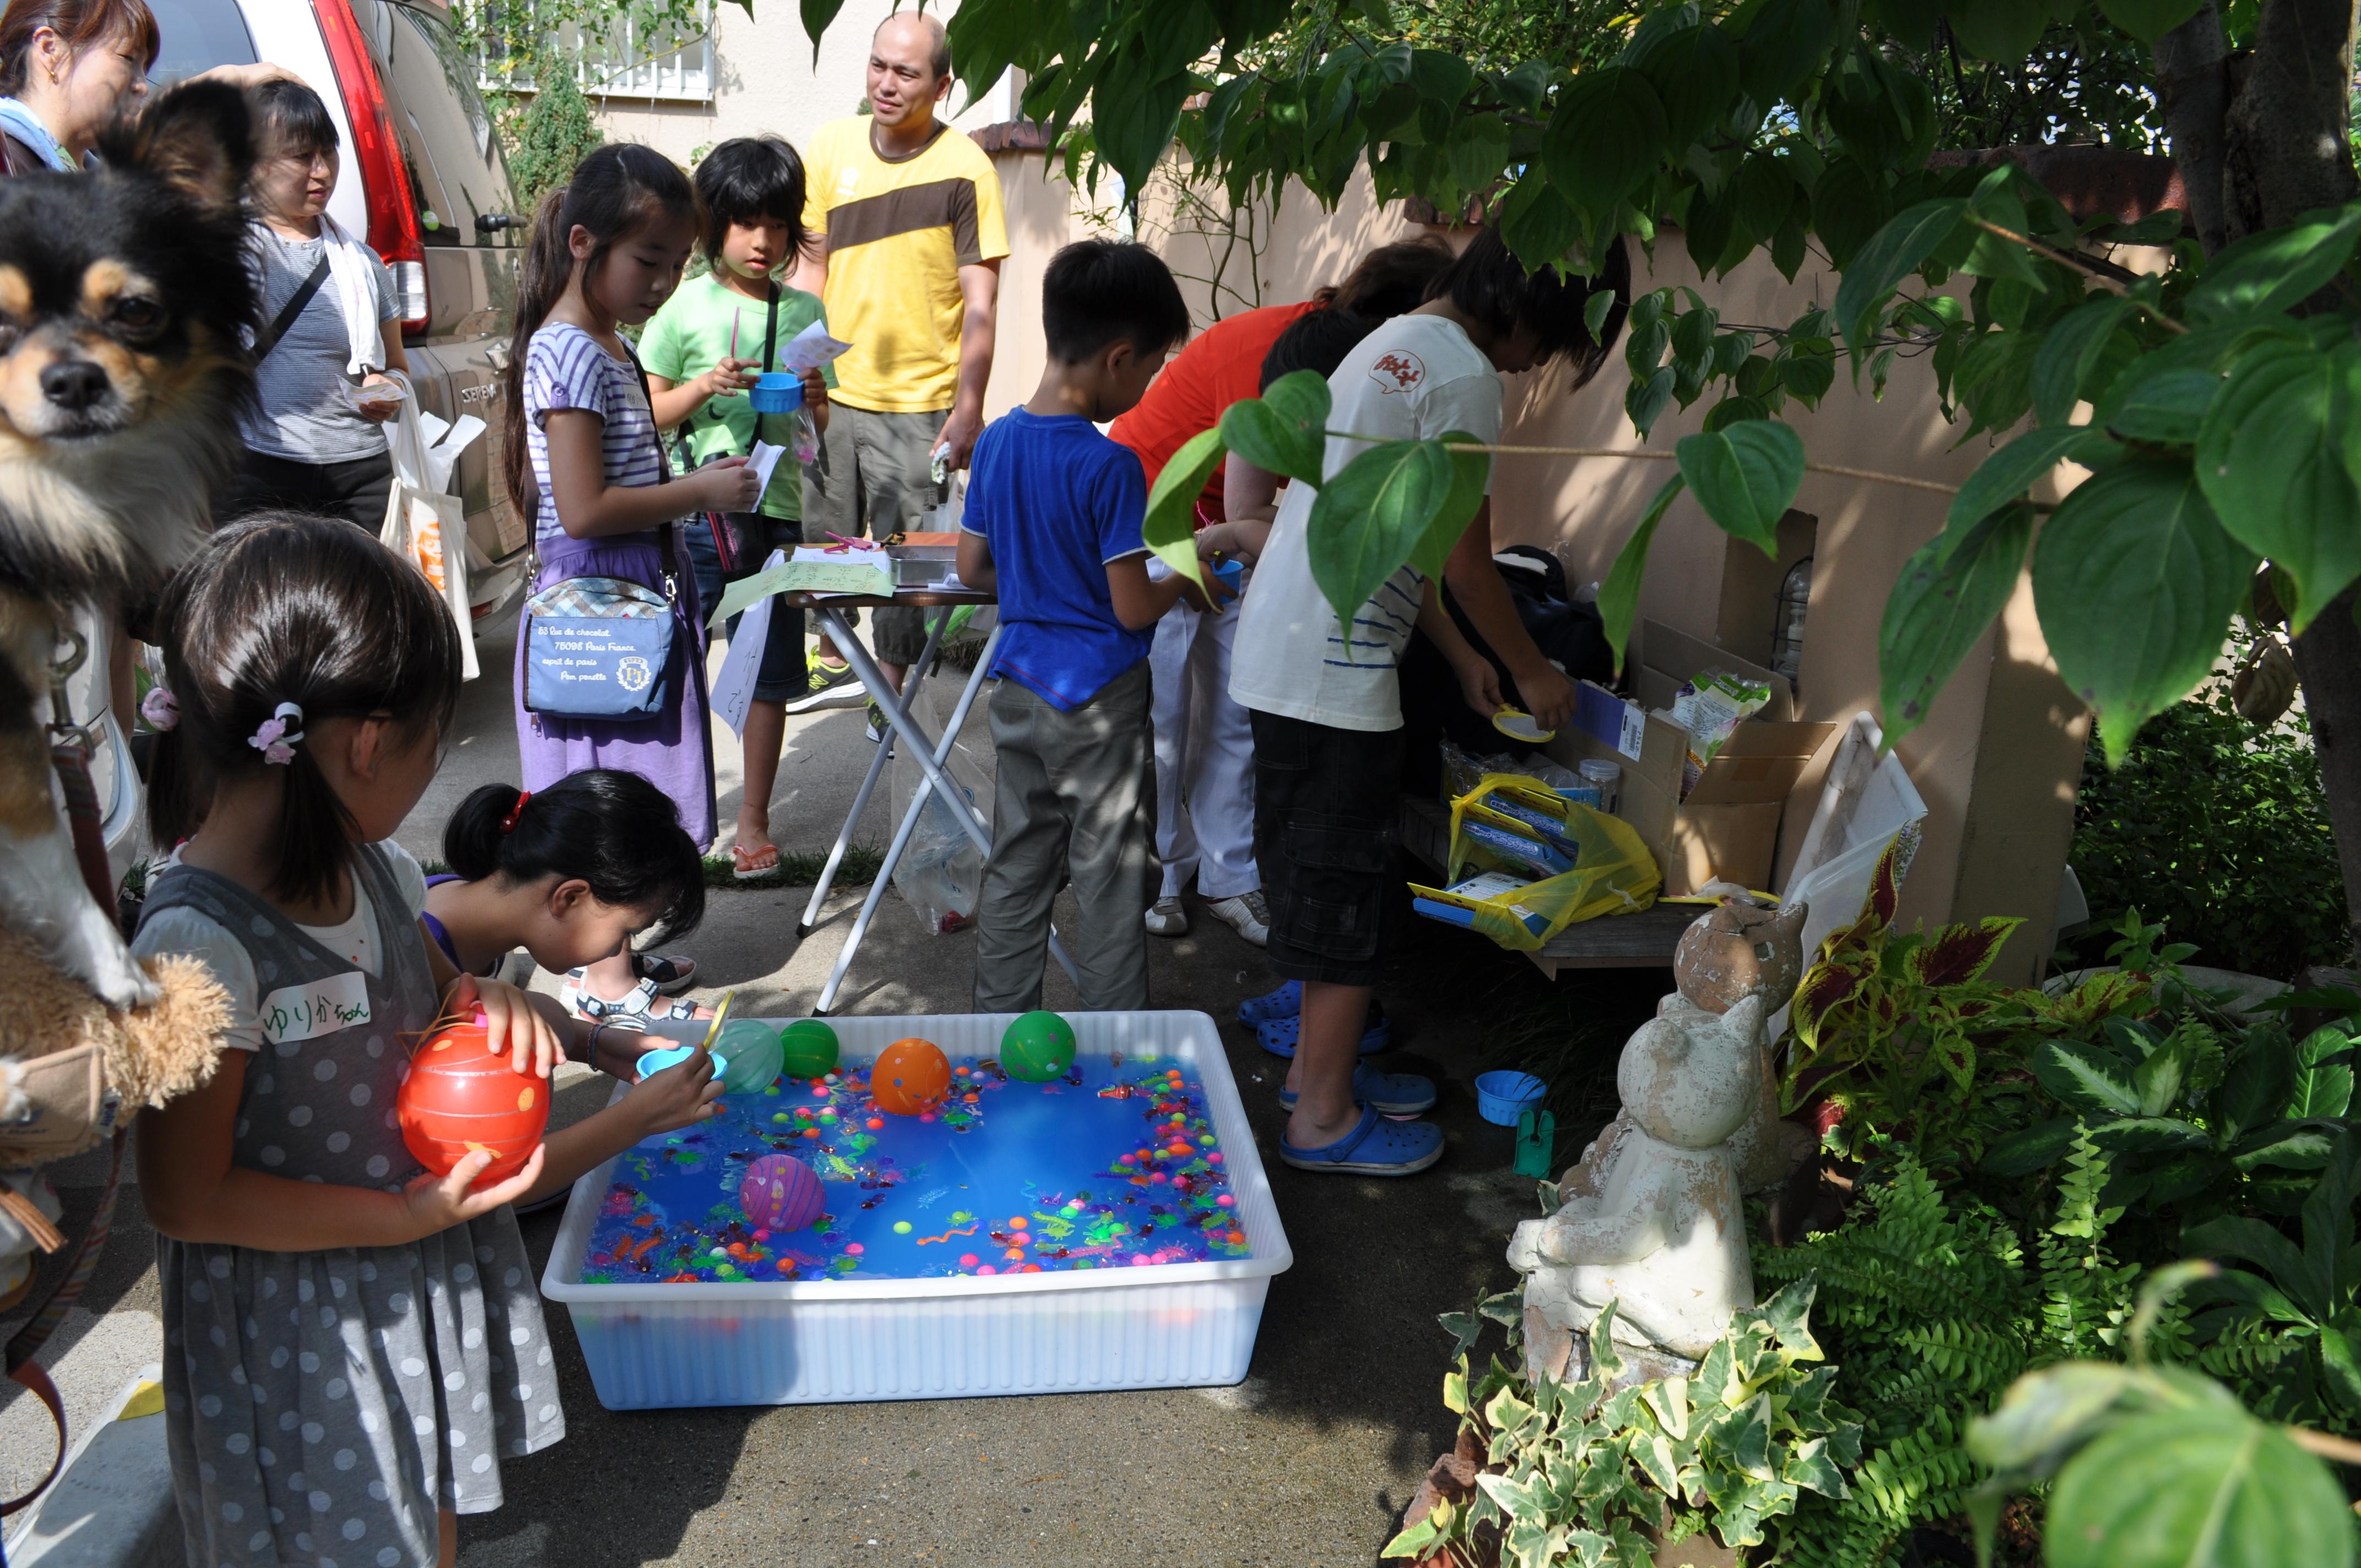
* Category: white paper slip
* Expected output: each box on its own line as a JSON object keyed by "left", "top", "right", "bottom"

{"left": 748, "top": 440, "right": 786, "bottom": 503}
{"left": 258, "top": 971, "right": 371, "bottom": 1046}
{"left": 777, "top": 319, "right": 853, "bottom": 376}
{"left": 709, "top": 548, "right": 787, "bottom": 734}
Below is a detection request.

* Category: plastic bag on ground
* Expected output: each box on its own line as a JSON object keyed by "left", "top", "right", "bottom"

{"left": 887, "top": 677, "right": 991, "bottom": 935}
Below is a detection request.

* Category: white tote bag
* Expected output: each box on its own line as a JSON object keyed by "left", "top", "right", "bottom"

{"left": 377, "top": 371, "right": 480, "bottom": 679}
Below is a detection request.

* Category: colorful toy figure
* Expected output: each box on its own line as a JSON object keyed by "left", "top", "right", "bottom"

{"left": 777, "top": 1018, "right": 841, "bottom": 1079}
{"left": 872, "top": 1038, "right": 951, "bottom": 1116}
{"left": 739, "top": 1152, "right": 824, "bottom": 1231}
{"left": 999, "top": 1010, "right": 1076, "bottom": 1083}
{"left": 396, "top": 1014, "right": 549, "bottom": 1183}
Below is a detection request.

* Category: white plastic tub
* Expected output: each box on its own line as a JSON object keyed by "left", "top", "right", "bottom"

{"left": 541, "top": 1011, "right": 1292, "bottom": 1408}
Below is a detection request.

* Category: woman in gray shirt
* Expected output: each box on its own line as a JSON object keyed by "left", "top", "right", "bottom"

{"left": 221, "top": 77, "right": 409, "bottom": 531}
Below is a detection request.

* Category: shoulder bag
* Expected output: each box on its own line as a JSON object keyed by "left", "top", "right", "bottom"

{"left": 520, "top": 346, "right": 685, "bottom": 722}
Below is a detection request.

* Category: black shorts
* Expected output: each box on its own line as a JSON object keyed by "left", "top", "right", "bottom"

{"left": 1249, "top": 709, "right": 1402, "bottom": 987}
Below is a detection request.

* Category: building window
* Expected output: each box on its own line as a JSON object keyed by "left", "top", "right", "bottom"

{"left": 473, "top": 0, "right": 714, "bottom": 104}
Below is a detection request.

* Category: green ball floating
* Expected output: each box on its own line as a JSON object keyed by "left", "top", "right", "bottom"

{"left": 893, "top": 1221, "right": 913, "bottom": 1234}
{"left": 777, "top": 1018, "right": 841, "bottom": 1079}
{"left": 713, "top": 1020, "right": 785, "bottom": 1095}
{"left": 1000, "top": 1010, "right": 1076, "bottom": 1083}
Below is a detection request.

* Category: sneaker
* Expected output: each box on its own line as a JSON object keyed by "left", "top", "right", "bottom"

{"left": 863, "top": 699, "right": 894, "bottom": 754}
{"left": 1145, "top": 896, "right": 1189, "bottom": 937}
{"left": 1204, "top": 890, "right": 1271, "bottom": 946}
{"left": 807, "top": 660, "right": 856, "bottom": 696}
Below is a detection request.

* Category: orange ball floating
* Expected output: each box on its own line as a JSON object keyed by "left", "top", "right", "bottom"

{"left": 871, "top": 1037, "right": 951, "bottom": 1117}
{"left": 397, "top": 1015, "right": 548, "bottom": 1183}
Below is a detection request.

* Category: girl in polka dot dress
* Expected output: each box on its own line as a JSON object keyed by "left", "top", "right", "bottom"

{"left": 132, "top": 515, "right": 725, "bottom": 1568}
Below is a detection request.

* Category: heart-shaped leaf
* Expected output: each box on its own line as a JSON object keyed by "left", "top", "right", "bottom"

{"left": 1676, "top": 419, "right": 1804, "bottom": 556}
{"left": 1598, "top": 474, "right": 1686, "bottom": 673}
{"left": 1220, "top": 369, "right": 1330, "bottom": 489}
{"left": 2044, "top": 1405, "right": 2354, "bottom": 1568}
{"left": 1141, "top": 426, "right": 1225, "bottom": 586}
{"left": 2033, "top": 296, "right": 2135, "bottom": 426}
{"left": 1946, "top": 424, "right": 2115, "bottom": 553}
{"left": 2194, "top": 340, "right": 2361, "bottom": 630}
{"left": 1835, "top": 199, "right": 1968, "bottom": 363}
{"left": 1305, "top": 438, "right": 1454, "bottom": 639}
{"left": 1541, "top": 66, "right": 1668, "bottom": 220}
{"left": 2097, "top": 0, "right": 2206, "bottom": 41}
{"left": 2186, "top": 204, "right": 2361, "bottom": 325}
{"left": 2031, "top": 456, "right": 2255, "bottom": 761}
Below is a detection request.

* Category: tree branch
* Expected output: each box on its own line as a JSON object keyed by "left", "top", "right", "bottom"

{"left": 2154, "top": 1, "right": 2231, "bottom": 254}
{"left": 1966, "top": 219, "right": 2190, "bottom": 334}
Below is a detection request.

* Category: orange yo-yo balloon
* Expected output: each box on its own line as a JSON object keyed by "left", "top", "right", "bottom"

{"left": 871, "top": 1038, "right": 952, "bottom": 1116}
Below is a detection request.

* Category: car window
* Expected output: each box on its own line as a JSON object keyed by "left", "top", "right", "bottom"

{"left": 146, "top": 0, "right": 256, "bottom": 85}
{"left": 354, "top": 0, "right": 519, "bottom": 245}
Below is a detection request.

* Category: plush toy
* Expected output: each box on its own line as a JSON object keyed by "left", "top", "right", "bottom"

{"left": 0, "top": 924, "right": 230, "bottom": 1304}
{"left": 1507, "top": 994, "right": 1767, "bottom": 1387}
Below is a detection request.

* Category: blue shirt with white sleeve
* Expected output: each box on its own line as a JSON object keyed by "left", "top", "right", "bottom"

{"left": 960, "top": 408, "right": 1154, "bottom": 710}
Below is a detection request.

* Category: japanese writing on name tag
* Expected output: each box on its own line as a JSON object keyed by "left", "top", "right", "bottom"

{"left": 259, "top": 971, "right": 371, "bottom": 1046}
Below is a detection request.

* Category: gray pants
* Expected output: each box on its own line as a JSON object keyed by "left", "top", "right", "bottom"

{"left": 806, "top": 402, "right": 948, "bottom": 666}
{"left": 973, "top": 665, "right": 1157, "bottom": 1012}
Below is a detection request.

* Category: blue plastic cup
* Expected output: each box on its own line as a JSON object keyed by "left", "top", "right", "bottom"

{"left": 1475, "top": 1070, "right": 1548, "bottom": 1126}
{"left": 1210, "top": 557, "right": 1245, "bottom": 591}
{"left": 748, "top": 372, "right": 799, "bottom": 413}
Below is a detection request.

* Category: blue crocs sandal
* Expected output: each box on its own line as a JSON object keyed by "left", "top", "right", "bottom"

{"left": 1280, "top": 1104, "right": 1444, "bottom": 1175}
{"left": 1255, "top": 1008, "right": 1392, "bottom": 1059}
{"left": 1281, "top": 1066, "right": 1437, "bottom": 1117}
{"left": 1237, "top": 979, "right": 1301, "bottom": 1025}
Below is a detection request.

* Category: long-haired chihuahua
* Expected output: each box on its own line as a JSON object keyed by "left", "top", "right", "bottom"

{"left": 0, "top": 80, "right": 255, "bottom": 1008}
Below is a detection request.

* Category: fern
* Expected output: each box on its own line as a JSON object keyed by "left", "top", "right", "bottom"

{"left": 1757, "top": 1139, "right": 2142, "bottom": 1566}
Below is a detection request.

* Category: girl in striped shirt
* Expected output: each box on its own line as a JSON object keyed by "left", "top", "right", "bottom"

{"left": 499, "top": 144, "right": 758, "bottom": 1023}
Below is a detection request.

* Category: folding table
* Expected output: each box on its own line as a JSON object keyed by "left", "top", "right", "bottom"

{"left": 788, "top": 586, "right": 1079, "bottom": 1012}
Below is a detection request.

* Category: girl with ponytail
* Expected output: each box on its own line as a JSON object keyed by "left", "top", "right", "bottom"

{"left": 129, "top": 513, "right": 723, "bottom": 1568}
{"left": 421, "top": 770, "right": 710, "bottom": 1023}
{"left": 503, "top": 142, "right": 757, "bottom": 1025}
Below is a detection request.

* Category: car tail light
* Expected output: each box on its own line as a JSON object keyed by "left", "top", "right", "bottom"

{"left": 315, "top": 0, "right": 429, "bottom": 336}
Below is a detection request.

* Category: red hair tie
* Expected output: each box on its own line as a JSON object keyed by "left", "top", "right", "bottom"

{"left": 499, "top": 791, "right": 532, "bottom": 834}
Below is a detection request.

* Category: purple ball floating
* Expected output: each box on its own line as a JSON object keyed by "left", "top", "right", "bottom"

{"left": 739, "top": 1152, "right": 824, "bottom": 1232}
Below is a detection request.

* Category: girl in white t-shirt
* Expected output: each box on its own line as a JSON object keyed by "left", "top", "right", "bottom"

{"left": 1228, "top": 226, "right": 1631, "bottom": 1178}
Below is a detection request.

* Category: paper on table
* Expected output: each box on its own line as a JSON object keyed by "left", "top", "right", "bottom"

{"left": 777, "top": 319, "right": 852, "bottom": 377}
{"left": 708, "top": 549, "right": 787, "bottom": 736}
{"left": 747, "top": 440, "right": 786, "bottom": 503}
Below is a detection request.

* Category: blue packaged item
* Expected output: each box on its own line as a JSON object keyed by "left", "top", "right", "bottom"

{"left": 1461, "top": 819, "right": 1575, "bottom": 879}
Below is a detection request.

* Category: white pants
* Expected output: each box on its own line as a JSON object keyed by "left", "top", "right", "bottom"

{"left": 1150, "top": 584, "right": 1259, "bottom": 901}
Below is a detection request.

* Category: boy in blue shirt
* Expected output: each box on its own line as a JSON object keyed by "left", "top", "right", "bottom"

{"left": 958, "top": 241, "right": 1216, "bottom": 1010}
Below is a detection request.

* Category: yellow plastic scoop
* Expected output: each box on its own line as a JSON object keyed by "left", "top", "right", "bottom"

{"left": 1492, "top": 707, "right": 1555, "bottom": 743}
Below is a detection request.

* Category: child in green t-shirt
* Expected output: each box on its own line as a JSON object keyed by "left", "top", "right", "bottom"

{"left": 645, "top": 135, "right": 836, "bottom": 878}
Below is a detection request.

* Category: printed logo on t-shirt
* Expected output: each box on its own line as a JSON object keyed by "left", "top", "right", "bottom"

{"left": 836, "top": 168, "right": 861, "bottom": 198}
{"left": 1368, "top": 350, "right": 1427, "bottom": 395}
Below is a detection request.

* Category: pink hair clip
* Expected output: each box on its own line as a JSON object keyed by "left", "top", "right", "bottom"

{"left": 138, "top": 685, "right": 178, "bottom": 732}
{"left": 248, "top": 702, "right": 304, "bottom": 765}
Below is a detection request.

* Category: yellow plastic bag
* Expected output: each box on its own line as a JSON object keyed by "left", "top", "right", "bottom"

{"left": 1407, "top": 775, "right": 1660, "bottom": 951}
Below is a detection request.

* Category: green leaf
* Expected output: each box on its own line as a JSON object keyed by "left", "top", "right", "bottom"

{"left": 1967, "top": 1360, "right": 2138, "bottom": 1473}
{"left": 1638, "top": 24, "right": 1739, "bottom": 149}
{"left": 1734, "top": 0, "right": 1836, "bottom": 108}
{"left": 2216, "top": 1028, "right": 2296, "bottom": 1140}
{"left": 2045, "top": 1407, "right": 2356, "bottom": 1568}
{"left": 1584, "top": 288, "right": 1615, "bottom": 341}
{"left": 1599, "top": 475, "right": 1686, "bottom": 672}
{"left": 1943, "top": 0, "right": 2048, "bottom": 58}
{"left": 1443, "top": 1367, "right": 1471, "bottom": 1413}
{"left": 1542, "top": 67, "right": 1668, "bottom": 219}
{"left": 2034, "top": 1040, "right": 2142, "bottom": 1116}
{"left": 1409, "top": 432, "right": 1492, "bottom": 580}
{"left": 1090, "top": 42, "right": 1192, "bottom": 198}
{"left": 1407, "top": 48, "right": 1473, "bottom": 107}
{"left": 2195, "top": 341, "right": 2361, "bottom": 630}
{"left": 2031, "top": 458, "right": 2256, "bottom": 760}
{"left": 1983, "top": 1115, "right": 2080, "bottom": 1177}
{"left": 1835, "top": 199, "right": 1968, "bottom": 362}
{"left": 2185, "top": 1217, "right": 2314, "bottom": 1308}
{"left": 1498, "top": 177, "right": 1585, "bottom": 278}
{"left": 2087, "top": 1115, "right": 2212, "bottom": 1155}
{"left": 2033, "top": 297, "right": 2135, "bottom": 426}
{"left": 1304, "top": 439, "right": 1454, "bottom": 637}
{"left": 1879, "top": 500, "right": 2032, "bottom": 739}
{"left": 1142, "top": 427, "right": 1225, "bottom": 587}
{"left": 799, "top": 0, "right": 845, "bottom": 59}
{"left": 2289, "top": 1027, "right": 2357, "bottom": 1119}
{"left": 1626, "top": 364, "right": 1677, "bottom": 437}
{"left": 2097, "top": 0, "right": 2206, "bottom": 40}
{"left": 1676, "top": 419, "right": 1803, "bottom": 556}
{"left": 1220, "top": 369, "right": 1329, "bottom": 489}
{"left": 2186, "top": 204, "right": 2361, "bottom": 325}
{"left": 1946, "top": 425, "right": 2115, "bottom": 553}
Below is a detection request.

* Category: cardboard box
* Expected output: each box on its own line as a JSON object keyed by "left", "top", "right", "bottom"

{"left": 1546, "top": 620, "right": 1836, "bottom": 896}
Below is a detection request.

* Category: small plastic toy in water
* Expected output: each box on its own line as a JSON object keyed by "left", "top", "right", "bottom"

{"left": 398, "top": 1012, "right": 548, "bottom": 1182}
{"left": 714, "top": 1019, "right": 784, "bottom": 1095}
{"left": 1000, "top": 1010, "right": 1075, "bottom": 1083}
{"left": 739, "top": 1152, "right": 824, "bottom": 1232}
{"left": 777, "top": 1018, "right": 840, "bottom": 1079}
{"left": 872, "top": 1037, "right": 951, "bottom": 1115}
{"left": 1492, "top": 707, "right": 1554, "bottom": 743}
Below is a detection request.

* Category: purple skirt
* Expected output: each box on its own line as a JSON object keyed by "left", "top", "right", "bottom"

{"left": 514, "top": 527, "right": 717, "bottom": 849}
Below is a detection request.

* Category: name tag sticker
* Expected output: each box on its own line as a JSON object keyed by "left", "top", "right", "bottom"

{"left": 259, "top": 972, "right": 371, "bottom": 1046}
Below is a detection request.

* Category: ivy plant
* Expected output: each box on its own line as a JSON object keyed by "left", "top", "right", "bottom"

{"left": 1383, "top": 1281, "right": 1860, "bottom": 1566}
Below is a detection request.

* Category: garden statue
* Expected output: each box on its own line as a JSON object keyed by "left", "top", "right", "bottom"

{"left": 1508, "top": 994, "right": 1767, "bottom": 1386}
{"left": 1670, "top": 894, "right": 1814, "bottom": 1193}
